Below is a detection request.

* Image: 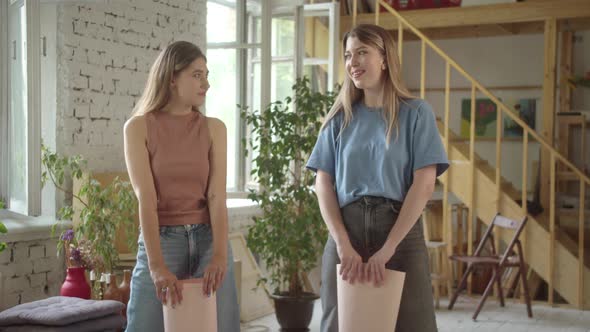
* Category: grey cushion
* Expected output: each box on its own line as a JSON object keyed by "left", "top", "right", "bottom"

{"left": 0, "top": 296, "right": 124, "bottom": 327}
{"left": 0, "top": 313, "right": 125, "bottom": 332}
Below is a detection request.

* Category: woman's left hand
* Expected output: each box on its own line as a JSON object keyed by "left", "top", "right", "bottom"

{"left": 203, "top": 254, "right": 227, "bottom": 297}
{"left": 366, "top": 243, "right": 396, "bottom": 287}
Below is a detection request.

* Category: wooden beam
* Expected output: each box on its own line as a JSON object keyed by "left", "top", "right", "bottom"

{"left": 340, "top": 0, "right": 590, "bottom": 31}
{"left": 409, "top": 85, "right": 543, "bottom": 93}
{"left": 557, "top": 30, "right": 573, "bottom": 192}
{"left": 559, "top": 30, "right": 573, "bottom": 114}
{"left": 497, "top": 23, "right": 519, "bottom": 35}
{"left": 579, "top": 182, "right": 586, "bottom": 309}
{"left": 540, "top": 18, "right": 558, "bottom": 210}
{"left": 340, "top": 19, "right": 589, "bottom": 43}
{"left": 371, "top": 20, "right": 589, "bottom": 41}
{"left": 549, "top": 152, "right": 556, "bottom": 305}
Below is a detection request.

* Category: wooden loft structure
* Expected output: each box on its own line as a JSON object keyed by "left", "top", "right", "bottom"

{"left": 315, "top": 0, "right": 590, "bottom": 310}
{"left": 340, "top": 0, "right": 590, "bottom": 40}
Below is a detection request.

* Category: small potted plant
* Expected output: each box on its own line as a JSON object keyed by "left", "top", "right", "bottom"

{"left": 241, "top": 78, "right": 337, "bottom": 330}
{"left": 58, "top": 229, "right": 92, "bottom": 299}
{"left": 41, "top": 145, "right": 138, "bottom": 296}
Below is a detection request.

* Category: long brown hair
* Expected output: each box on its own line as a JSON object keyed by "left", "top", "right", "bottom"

{"left": 322, "top": 24, "right": 414, "bottom": 143}
{"left": 132, "top": 41, "right": 206, "bottom": 116}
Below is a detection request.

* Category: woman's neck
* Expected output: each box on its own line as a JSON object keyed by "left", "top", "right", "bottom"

{"left": 162, "top": 99, "right": 193, "bottom": 115}
{"left": 363, "top": 85, "right": 384, "bottom": 108}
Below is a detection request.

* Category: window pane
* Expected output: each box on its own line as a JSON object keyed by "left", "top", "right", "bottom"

{"left": 272, "top": 17, "right": 294, "bottom": 57}
{"left": 271, "top": 62, "right": 293, "bottom": 103}
{"left": 303, "top": 64, "right": 328, "bottom": 94}
{"left": 250, "top": 16, "right": 261, "bottom": 58}
{"left": 207, "top": 1, "right": 236, "bottom": 43}
{"left": 8, "top": 2, "right": 28, "bottom": 214}
{"left": 246, "top": 61, "right": 261, "bottom": 187}
{"left": 251, "top": 16, "right": 294, "bottom": 58}
{"left": 206, "top": 48, "right": 237, "bottom": 189}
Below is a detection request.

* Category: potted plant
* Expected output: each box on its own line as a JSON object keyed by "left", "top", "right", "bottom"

{"left": 57, "top": 229, "right": 93, "bottom": 299}
{"left": 41, "top": 145, "right": 138, "bottom": 298}
{"left": 241, "top": 77, "right": 337, "bottom": 330}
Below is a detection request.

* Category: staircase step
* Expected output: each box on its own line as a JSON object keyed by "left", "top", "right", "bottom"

{"left": 557, "top": 171, "right": 584, "bottom": 182}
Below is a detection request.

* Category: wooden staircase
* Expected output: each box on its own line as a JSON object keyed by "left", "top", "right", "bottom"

{"left": 439, "top": 121, "right": 590, "bottom": 308}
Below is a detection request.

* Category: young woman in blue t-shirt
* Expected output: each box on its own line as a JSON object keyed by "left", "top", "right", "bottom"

{"left": 307, "top": 24, "right": 449, "bottom": 332}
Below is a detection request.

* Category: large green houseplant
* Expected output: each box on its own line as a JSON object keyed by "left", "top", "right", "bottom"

{"left": 41, "top": 145, "right": 138, "bottom": 277}
{"left": 241, "top": 77, "right": 336, "bottom": 329}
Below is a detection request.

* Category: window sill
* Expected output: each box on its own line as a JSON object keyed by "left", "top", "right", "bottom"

{"left": 0, "top": 210, "right": 71, "bottom": 243}
{"left": 0, "top": 198, "right": 259, "bottom": 242}
{"left": 227, "top": 198, "right": 261, "bottom": 217}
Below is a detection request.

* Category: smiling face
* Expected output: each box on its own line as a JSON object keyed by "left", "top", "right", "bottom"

{"left": 344, "top": 36, "right": 386, "bottom": 92}
{"left": 170, "top": 57, "right": 209, "bottom": 108}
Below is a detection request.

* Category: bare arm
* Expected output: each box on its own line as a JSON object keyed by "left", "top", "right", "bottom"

{"left": 315, "top": 170, "right": 364, "bottom": 283}
{"left": 315, "top": 170, "right": 347, "bottom": 244}
{"left": 203, "top": 117, "right": 229, "bottom": 295}
{"left": 124, "top": 116, "right": 164, "bottom": 269}
{"left": 123, "top": 116, "right": 182, "bottom": 305}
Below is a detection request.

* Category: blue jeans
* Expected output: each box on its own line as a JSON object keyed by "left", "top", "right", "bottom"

{"left": 125, "top": 224, "right": 240, "bottom": 332}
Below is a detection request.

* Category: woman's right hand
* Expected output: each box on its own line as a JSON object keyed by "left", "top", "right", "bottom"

{"left": 150, "top": 264, "right": 183, "bottom": 307}
{"left": 336, "top": 239, "right": 364, "bottom": 284}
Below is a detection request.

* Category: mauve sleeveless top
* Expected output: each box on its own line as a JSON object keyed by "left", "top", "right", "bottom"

{"left": 145, "top": 110, "right": 211, "bottom": 226}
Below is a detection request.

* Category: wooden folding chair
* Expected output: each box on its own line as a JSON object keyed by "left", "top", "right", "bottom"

{"left": 447, "top": 213, "right": 533, "bottom": 320}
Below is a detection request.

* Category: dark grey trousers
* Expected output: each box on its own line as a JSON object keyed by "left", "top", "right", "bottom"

{"left": 320, "top": 196, "right": 438, "bottom": 332}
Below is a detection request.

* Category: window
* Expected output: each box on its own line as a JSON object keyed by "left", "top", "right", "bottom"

{"left": 0, "top": 0, "right": 42, "bottom": 216}
{"left": 205, "top": 1, "right": 339, "bottom": 192}
{"left": 207, "top": 0, "right": 269, "bottom": 192}
{"left": 206, "top": 0, "right": 257, "bottom": 192}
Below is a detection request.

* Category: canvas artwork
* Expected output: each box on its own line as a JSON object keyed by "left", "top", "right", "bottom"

{"left": 460, "top": 98, "right": 498, "bottom": 139}
{"left": 503, "top": 98, "right": 536, "bottom": 137}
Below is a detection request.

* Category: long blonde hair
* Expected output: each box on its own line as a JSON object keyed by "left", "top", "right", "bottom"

{"left": 132, "top": 41, "right": 206, "bottom": 116}
{"left": 322, "top": 24, "right": 414, "bottom": 143}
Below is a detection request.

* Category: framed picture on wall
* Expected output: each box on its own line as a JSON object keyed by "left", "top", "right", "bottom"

{"left": 460, "top": 98, "right": 498, "bottom": 139}
{"left": 503, "top": 98, "right": 536, "bottom": 138}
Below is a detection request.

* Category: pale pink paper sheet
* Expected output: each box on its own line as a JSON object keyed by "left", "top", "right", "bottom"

{"left": 162, "top": 278, "right": 217, "bottom": 332}
{"left": 337, "top": 264, "right": 405, "bottom": 332}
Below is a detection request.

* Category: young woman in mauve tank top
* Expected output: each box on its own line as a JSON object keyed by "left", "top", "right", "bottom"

{"left": 123, "top": 41, "right": 240, "bottom": 332}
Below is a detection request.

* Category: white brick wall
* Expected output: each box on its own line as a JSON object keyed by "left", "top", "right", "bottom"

{"left": 0, "top": 238, "right": 64, "bottom": 309}
{"left": 56, "top": 0, "right": 207, "bottom": 172}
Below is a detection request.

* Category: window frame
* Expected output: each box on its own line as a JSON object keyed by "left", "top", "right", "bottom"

{"left": 207, "top": 0, "right": 261, "bottom": 198}
{"left": 0, "top": 0, "right": 42, "bottom": 216}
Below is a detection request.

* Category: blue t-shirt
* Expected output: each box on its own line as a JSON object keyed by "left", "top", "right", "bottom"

{"left": 306, "top": 99, "right": 449, "bottom": 207}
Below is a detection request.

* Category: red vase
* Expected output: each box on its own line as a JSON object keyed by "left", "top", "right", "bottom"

{"left": 60, "top": 267, "right": 91, "bottom": 299}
